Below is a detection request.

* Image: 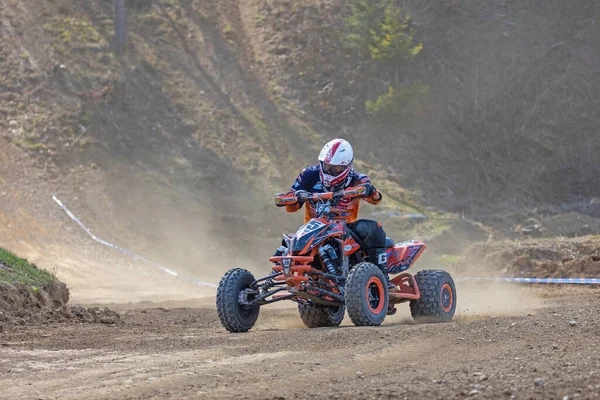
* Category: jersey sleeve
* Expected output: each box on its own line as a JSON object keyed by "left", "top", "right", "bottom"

{"left": 290, "top": 166, "right": 315, "bottom": 192}
{"left": 285, "top": 167, "right": 312, "bottom": 212}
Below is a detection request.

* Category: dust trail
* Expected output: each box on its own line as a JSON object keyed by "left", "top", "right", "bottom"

{"left": 454, "top": 281, "right": 554, "bottom": 320}
{"left": 53, "top": 195, "right": 218, "bottom": 288}
{"left": 384, "top": 280, "right": 557, "bottom": 325}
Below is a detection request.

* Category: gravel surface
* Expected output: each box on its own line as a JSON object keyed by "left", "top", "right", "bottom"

{"left": 1, "top": 287, "right": 599, "bottom": 399}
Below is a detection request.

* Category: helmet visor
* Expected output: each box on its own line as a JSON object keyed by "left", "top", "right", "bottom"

{"left": 321, "top": 162, "right": 347, "bottom": 177}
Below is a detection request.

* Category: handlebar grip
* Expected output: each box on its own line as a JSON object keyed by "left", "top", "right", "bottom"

{"left": 275, "top": 193, "right": 299, "bottom": 207}
{"left": 343, "top": 184, "right": 373, "bottom": 198}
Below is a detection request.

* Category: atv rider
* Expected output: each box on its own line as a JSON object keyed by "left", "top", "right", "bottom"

{"left": 284, "top": 138, "right": 395, "bottom": 289}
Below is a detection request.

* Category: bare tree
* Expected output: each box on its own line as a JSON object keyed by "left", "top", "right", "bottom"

{"left": 114, "top": 0, "right": 128, "bottom": 55}
{"left": 113, "top": 0, "right": 128, "bottom": 110}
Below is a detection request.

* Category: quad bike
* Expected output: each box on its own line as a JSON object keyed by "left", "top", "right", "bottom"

{"left": 216, "top": 184, "right": 457, "bottom": 333}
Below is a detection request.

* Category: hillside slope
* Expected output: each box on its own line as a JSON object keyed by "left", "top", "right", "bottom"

{"left": 1, "top": 0, "right": 599, "bottom": 301}
{"left": 0, "top": 0, "right": 323, "bottom": 292}
{"left": 250, "top": 0, "right": 600, "bottom": 212}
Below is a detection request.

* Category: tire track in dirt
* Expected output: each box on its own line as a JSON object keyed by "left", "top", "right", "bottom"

{"left": 1, "top": 287, "right": 599, "bottom": 399}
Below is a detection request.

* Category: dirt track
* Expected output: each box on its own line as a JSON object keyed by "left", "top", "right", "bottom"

{"left": 1, "top": 285, "right": 599, "bottom": 400}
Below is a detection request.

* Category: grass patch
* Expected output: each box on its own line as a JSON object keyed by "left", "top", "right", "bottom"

{"left": 255, "top": 14, "right": 265, "bottom": 28}
{"left": 17, "top": 135, "right": 46, "bottom": 151}
{"left": 0, "top": 247, "right": 55, "bottom": 287}
{"left": 45, "top": 17, "right": 105, "bottom": 46}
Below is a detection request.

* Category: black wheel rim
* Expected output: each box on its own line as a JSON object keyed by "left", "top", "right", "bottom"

{"left": 238, "top": 289, "right": 255, "bottom": 317}
{"left": 328, "top": 306, "right": 342, "bottom": 317}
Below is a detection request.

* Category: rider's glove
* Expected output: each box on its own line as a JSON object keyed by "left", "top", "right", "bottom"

{"left": 365, "top": 184, "right": 377, "bottom": 197}
{"left": 365, "top": 184, "right": 380, "bottom": 200}
{"left": 294, "top": 190, "right": 310, "bottom": 203}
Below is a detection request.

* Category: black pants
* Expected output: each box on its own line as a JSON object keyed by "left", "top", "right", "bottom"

{"left": 347, "top": 219, "right": 386, "bottom": 252}
{"left": 347, "top": 219, "right": 389, "bottom": 281}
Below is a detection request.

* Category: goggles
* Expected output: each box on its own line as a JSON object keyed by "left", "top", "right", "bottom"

{"left": 321, "top": 162, "right": 348, "bottom": 176}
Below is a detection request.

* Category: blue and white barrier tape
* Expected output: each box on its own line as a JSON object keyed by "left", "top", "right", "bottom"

{"left": 455, "top": 277, "right": 600, "bottom": 285}
{"left": 52, "top": 194, "right": 599, "bottom": 289}
{"left": 52, "top": 195, "right": 217, "bottom": 288}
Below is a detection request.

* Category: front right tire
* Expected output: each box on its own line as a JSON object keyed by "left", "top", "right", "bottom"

{"left": 216, "top": 268, "right": 260, "bottom": 333}
{"left": 345, "top": 262, "right": 389, "bottom": 326}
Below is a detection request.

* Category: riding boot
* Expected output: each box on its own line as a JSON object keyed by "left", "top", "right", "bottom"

{"left": 368, "top": 248, "right": 396, "bottom": 290}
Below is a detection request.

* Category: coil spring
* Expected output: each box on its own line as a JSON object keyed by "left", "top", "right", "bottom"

{"left": 262, "top": 270, "right": 279, "bottom": 289}
{"left": 319, "top": 246, "right": 338, "bottom": 275}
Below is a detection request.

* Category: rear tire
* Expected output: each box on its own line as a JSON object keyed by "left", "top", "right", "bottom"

{"left": 410, "top": 269, "right": 456, "bottom": 323}
{"left": 345, "top": 262, "right": 389, "bottom": 326}
{"left": 298, "top": 304, "right": 345, "bottom": 328}
{"left": 216, "top": 268, "right": 260, "bottom": 333}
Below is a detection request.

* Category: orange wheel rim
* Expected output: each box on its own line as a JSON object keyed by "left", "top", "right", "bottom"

{"left": 366, "top": 277, "right": 385, "bottom": 314}
{"left": 440, "top": 283, "right": 453, "bottom": 313}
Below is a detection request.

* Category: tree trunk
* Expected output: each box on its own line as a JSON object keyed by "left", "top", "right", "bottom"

{"left": 113, "top": 0, "right": 128, "bottom": 111}
{"left": 114, "top": 0, "right": 128, "bottom": 55}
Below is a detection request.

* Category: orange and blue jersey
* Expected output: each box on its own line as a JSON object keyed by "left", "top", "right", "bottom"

{"left": 285, "top": 165, "right": 382, "bottom": 223}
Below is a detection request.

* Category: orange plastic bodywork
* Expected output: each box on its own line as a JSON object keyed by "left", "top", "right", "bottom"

{"left": 386, "top": 241, "right": 426, "bottom": 274}
{"left": 269, "top": 184, "right": 405, "bottom": 305}
{"left": 343, "top": 236, "right": 361, "bottom": 256}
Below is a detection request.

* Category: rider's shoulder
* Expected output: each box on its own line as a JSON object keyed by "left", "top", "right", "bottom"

{"left": 302, "top": 165, "right": 320, "bottom": 173}
{"left": 299, "top": 165, "right": 320, "bottom": 177}
{"left": 350, "top": 169, "right": 372, "bottom": 184}
{"left": 293, "top": 165, "right": 321, "bottom": 189}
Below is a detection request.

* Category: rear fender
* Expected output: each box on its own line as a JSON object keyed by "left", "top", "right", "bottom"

{"left": 386, "top": 240, "right": 426, "bottom": 274}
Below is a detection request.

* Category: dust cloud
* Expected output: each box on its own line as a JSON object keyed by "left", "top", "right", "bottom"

{"left": 454, "top": 281, "right": 553, "bottom": 320}
{"left": 35, "top": 161, "right": 292, "bottom": 304}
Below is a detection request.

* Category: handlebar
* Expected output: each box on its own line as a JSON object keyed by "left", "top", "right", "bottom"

{"left": 274, "top": 184, "right": 373, "bottom": 207}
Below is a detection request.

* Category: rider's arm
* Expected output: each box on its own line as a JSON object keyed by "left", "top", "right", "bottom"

{"left": 284, "top": 167, "right": 314, "bottom": 213}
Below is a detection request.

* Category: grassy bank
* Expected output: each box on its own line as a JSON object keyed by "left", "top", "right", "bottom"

{"left": 0, "top": 247, "right": 55, "bottom": 287}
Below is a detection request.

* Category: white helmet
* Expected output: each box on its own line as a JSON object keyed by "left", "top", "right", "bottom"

{"left": 318, "top": 138, "right": 354, "bottom": 190}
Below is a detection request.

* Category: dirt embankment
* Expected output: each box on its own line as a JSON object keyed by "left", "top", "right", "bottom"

{"left": 457, "top": 235, "right": 600, "bottom": 279}
{"left": 0, "top": 281, "right": 119, "bottom": 328}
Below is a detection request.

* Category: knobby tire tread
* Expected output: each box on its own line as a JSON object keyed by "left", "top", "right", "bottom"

{"left": 298, "top": 304, "right": 344, "bottom": 328}
{"left": 216, "top": 268, "right": 259, "bottom": 333}
{"left": 345, "top": 262, "right": 388, "bottom": 327}
{"left": 410, "top": 269, "right": 456, "bottom": 323}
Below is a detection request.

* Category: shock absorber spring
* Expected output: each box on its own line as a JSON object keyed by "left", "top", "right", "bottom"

{"left": 319, "top": 245, "right": 338, "bottom": 275}
{"left": 262, "top": 269, "right": 279, "bottom": 289}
